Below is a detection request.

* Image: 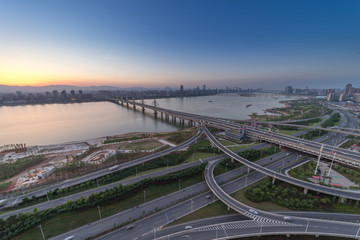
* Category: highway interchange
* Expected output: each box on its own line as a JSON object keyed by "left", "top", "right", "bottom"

{"left": 3, "top": 101, "right": 360, "bottom": 240}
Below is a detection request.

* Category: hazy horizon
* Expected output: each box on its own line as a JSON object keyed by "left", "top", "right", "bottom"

{"left": 1, "top": 0, "right": 359, "bottom": 89}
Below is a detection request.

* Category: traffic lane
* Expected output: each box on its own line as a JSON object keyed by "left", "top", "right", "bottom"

{"left": 153, "top": 220, "right": 358, "bottom": 240}
{"left": 277, "top": 211, "right": 360, "bottom": 223}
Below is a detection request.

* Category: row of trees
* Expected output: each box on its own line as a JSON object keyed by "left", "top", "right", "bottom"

{"left": 321, "top": 112, "right": 341, "bottom": 128}
{"left": 246, "top": 178, "right": 332, "bottom": 210}
{"left": 0, "top": 163, "right": 207, "bottom": 240}
{"left": 238, "top": 146, "right": 279, "bottom": 162}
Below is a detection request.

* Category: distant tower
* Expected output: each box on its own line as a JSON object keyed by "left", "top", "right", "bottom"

{"left": 344, "top": 84, "right": 352, "bottom": 96}
{"left": 180, "top": 85, "right": 184, "bottom": 97}
{"left": 285, "top": 86, "right": 293, "bottom": 94}
{"left": 203, "top": 84, "right": 206, "bottom": 91}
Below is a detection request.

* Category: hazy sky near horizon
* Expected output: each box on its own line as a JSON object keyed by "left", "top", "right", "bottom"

{"left": 0, "top": 0, "right": 359, "bottom": 89}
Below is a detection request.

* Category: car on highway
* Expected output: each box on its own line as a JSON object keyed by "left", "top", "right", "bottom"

{"left": 185, "top": 225, "right": 192, "bottom": 230}
{"left": 206, "top": 195, "right": 211, "bottom": 199}
{"left": 283, "top": 216, "right": 293, "bottom": 222}
{"left": 64, "top": 236, "right": 75, "bottom": 240}
{"left": 249, "top": 209, "right": 258, "bottom": 214}
{"left": 126, "top": 223, "right": 136, "bottom": 230}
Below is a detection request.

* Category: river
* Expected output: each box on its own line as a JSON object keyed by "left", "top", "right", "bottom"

{"left": 0, "top": 94, "right": 296, "bottom": 146}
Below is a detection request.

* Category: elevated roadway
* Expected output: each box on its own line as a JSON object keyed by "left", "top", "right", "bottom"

{"left": 112, "top": 98, "right": 360, "bottom": 168}
{"left": 202, "top": 124, "right": 360, "bottom": 201}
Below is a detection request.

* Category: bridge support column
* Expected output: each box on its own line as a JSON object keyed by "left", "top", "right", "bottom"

{"left": 121, "top": 101, "right": 124, "bottom": 106}
{"left": 247, "top": 167, "right": 250, "bottom": 174}
{"left": 286, "top": 234, "right": 290, "bottom": 238}
{"left": 188, "top": 120, "right": 193, "bottom": 127}
{"left": 272, "top": 177, "right": 276, "bottom": 185}
{"left": 172, "top": 116, "right": 176, "bottom": 123}
{"left": 142, "top": 107, "right": 145, "bottom": 113}
{"left": 340, "top": 197, "right": 346, "bottom": 203}
{"left": 154, "top": 110, "right": 158, "bottom": 117}
{"left": 231, "top": 158, "right": 234, "bottom": 164}
{"left": 161, "top": 112, "right": 163, "bottom": 120}
{"left": 303, "top": 188, "right": 308, "bottom": 195}
{"left": 165, "top": 114, "right": 169, "bottom": 121}
{"left": 227, "top": 205, "right": 230, "bottom": 211}
{"left": 133, "top": 104, "right": 136, "bottom": 110}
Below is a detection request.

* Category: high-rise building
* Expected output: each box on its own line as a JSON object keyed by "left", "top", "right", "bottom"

{"left": 344, "top": 84, "right": 352, "bottom": 96}
{"left": 203, "top": 84, "right": 206, "bottom": 91}
{"left": 285, "top": 86, "right": 293, "bottom": 94}
{"left": 327, "top": 93, "right": 335, "bottom": 101}
{"left": 339, "top": 93, "right": 345, "bottom": 102}
{"left": 52, "top": 90, "right": 59, "bottom": 98}
{"left": 354, "top": 93, "right": 360, "bottom": 103}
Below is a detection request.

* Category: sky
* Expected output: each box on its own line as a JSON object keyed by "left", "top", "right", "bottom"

{"left": 0, "top": 0, "right": 359, "bottom": 89}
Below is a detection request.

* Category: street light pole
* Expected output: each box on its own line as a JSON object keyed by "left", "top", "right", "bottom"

{"left": 38, "top": 225, "right": 45, "bottom": 240}
{"left": 97, "top": 205, "right": 102, "bottom": 219}
{"left": 153, "top": 226, "right": 156, "bottom": 239}
{"left": 328, "top": 152, "right": 336, "bottom": 177}
{"left": 45, "top": 190, "right": 49, "bottom": 201}
{"left": 314, "top": 144, "right": 324, "bottom": 175}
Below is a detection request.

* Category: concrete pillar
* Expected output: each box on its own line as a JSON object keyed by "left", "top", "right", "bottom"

{"left": 142, "top": 107, "right": 145, "bottom": 113}
{"left": 154, "top": 110, "right": 157, "bottom": 116}
{"left": 161, "top": 112, "right": 163, "bottom": 119}
{"left": 341, "top": 197, "right": 346, "bottom": 203}
{"left": 133, "top": 104, "right": 136, "bottom": 110}
{"left": 286, "top": 234, "right": 290, "bottom": 238}
{"left": 188, "top": 120, "right": 193, "bottom": 127}
{"left": 272, "top": 177, "right": 276, "bottom": 185}
{"left": 126, "top": 103, "right": 129, "bottom": 108}
{"left": 303, "top": 188, "right": 308, "bottom": 195}
{"left": 173, "top": 116, "right": 176, "bottom": 123}
{"left": 227, "top": 205, "right": 230, "bottom": 211}
{"left": 247, "top": 167, "right": 250, "bottom": 174}
{"left": 231, "top": 158, "right": 234, "bottom": 164}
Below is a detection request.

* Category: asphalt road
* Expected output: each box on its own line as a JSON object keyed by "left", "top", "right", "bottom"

{"left": 50, "top": 149, "right": 294, "bottom": 240}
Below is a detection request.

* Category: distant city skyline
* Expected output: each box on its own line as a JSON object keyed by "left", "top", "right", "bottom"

{"left": 1, "top": 0, "right": 359, "bottom": 89}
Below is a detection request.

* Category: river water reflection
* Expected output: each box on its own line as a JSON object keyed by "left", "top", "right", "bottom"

{"left": 0, "top": 94, "right": 295, "bottom": 146}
